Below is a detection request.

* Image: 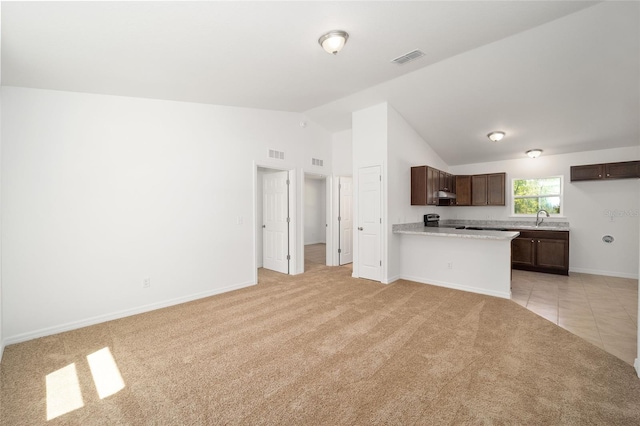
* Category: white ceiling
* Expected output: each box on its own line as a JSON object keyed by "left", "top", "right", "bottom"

{"left": 2, "top": 1, "right": 638, "bottom": 165}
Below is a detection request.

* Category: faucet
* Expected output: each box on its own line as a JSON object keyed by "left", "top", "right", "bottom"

{"left": 536, "top": 209, "right": 550, "bottom": 227}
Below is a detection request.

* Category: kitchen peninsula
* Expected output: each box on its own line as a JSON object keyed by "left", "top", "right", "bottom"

{"left": 393, "top": 223, "right": 520, "bottom": 299}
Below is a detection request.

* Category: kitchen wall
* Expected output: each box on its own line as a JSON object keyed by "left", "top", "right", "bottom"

{"left": 386, "top": 104, "right": 450, "bottom": 282}
{"left": 1, "top": 86, "right": 331, "bottom": 343}
{"left": 352, "top": 103, "right": 388, "bottom": 280}
{"left": 447, "top": 146, "right": 640, "bottom": 278}
{"left": 304, "top": 177, "right": 326, "bottom": 245}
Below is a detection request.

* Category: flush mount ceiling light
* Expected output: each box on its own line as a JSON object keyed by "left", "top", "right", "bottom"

{"left": 487, "top": 131, "right": 505, "bottom": 142}
{"left": 526, "top": 149, "right": 543, "bottom": 158}
{"left": 318, "top": 30, "right": 349, "bottom": 55}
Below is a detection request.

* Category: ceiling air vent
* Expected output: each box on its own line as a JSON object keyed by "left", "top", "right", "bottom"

{"left": 391, "top": 49, "right": 425, "bottom": 65}
{"left": 312, "top": 158, "right": 324, "bottom": 167}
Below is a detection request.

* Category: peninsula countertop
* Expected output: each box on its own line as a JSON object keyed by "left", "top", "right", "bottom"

{"left": 393, "top": 223, "right": 520, "bottom": 241}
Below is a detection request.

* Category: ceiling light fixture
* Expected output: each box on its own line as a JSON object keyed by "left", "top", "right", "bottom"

{"left": 318, "top": 30, "right": 349, "bottom": 55}
{"left": 487, "top": 131, "right": 505, "bottom": 142}
{"left": 526, "top": 149, "right": 543, "bottom": 158}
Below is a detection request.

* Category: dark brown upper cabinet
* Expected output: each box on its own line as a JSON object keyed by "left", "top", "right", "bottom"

{"left": 411, "top": 167, "right": 505, "bottom": 207}
{"left": 455, "top": 176, "right": 471, "bottom": 206}
{"left": 411, "top": 165, "right": 456, "bottom": 206}
{"left": 411, "top": 166, "right": 427, "bottom": 205}
{"left": 570, "top": 161, "right": 639, "bottom": 182}
{"left": 487, "top": 173, "right": 506, "bottom": 205}
{"left": 471, "top": 173, "right": 506, "bottom": 206}
{"left": 471, "top": 175, "right": 488, "bottom": 206}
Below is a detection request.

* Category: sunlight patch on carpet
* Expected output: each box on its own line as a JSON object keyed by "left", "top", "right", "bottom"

{"left": 46, "top": 363, "right": 84, "bottom": 420}
{"left": 87, "top": 347, "right": 125, "bottom": 399}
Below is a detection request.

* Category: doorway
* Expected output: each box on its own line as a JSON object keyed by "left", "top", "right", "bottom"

{"left": 256, "top": 166, "right": 295, "bottom": 276}
{"left": 304, "top": 173, "right": 328, "bottom": 272}
{"left": 357, "top": 165, "right": 381, "bottom": 281}
{"left": 338, "top": 176, "right": 353, "bottom": 266}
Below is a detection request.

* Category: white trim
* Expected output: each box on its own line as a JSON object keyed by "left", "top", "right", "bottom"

{"left": 3, "top": 280, "right": 256, "bottom": 346}
{"left": 635, "top": 358, "right": 640, "bottom": 378}
{"left": 400, "top": 274, "right": 511, "bottom": 300}
{"left": 254, "top": 162, "right": 298, "bottom": 276}
{"left": 570, "top": 267, "right": 639, "bottom": 279}
{"left": 383, "top": 274, "right": 401, "bottom": 284}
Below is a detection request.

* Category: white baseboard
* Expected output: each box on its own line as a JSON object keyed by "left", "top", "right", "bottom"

{"left": 0, "top": 342, "right": 4, "bottom": 364}
{"left": 569, "top": 267, "right": 638, "bottom": 279}
{"left": 400, "top": 274, "right": 511, "bottom": 300}
{"left": 383, "top": 274, "right": 401, "bottom": 285}
{"left": 635, "top": 358, "right": 640, "bottom": 378}
{"left": 3, "top": 280, "right": 257, "bottom": 346}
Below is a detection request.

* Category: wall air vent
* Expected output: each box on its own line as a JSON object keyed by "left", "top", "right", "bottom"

{"left": 269, "top": 149, "right": 285, "bottom": 160}
{"left": 312, "top": 158, "right": 324, "bottom": 167}
{"left": 391, "top": 49, "right": 425, "bottom": 65}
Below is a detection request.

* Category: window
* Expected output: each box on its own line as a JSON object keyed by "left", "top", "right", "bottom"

{"left": 512, "top": 177, "right": 562, "bottom": 215}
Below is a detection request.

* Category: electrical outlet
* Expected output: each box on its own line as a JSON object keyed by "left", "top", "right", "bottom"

{"left": 447, "top": 262, "right": 453, "bottom": 270}
{"left": 143, "top": 277, "right": 151, "bottom": 288}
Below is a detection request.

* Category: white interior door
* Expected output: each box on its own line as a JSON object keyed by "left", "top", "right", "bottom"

{"left": 263, "top": 171, "right": 289, "bottom": 274}
{"left": 357, "top": 166, "right": 381, "bottom": 281}
{"left": 339, "top": 176, "right": 353, "bottom": 265}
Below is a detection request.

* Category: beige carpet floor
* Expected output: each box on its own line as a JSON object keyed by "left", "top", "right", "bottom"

{"left": 2, "top": 263, "right": 640, "bottom": 425}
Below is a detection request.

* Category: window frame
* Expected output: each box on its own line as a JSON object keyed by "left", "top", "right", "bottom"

{"left": 510, "top": 175, "right": 564, "bottom": 217}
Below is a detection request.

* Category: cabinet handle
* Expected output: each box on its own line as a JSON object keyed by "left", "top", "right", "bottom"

{"left": 598, "top": 174, "right": 602, "bottom": 177}
{"left": 531, "top": 239, "right": 534, "bottom": 243}
{"left": 358, "top": 227, "right": 364, "bottom": 231}
{"left": 606, "top": 174, "right": 610, "bottom": 177}
{"left": 538, "top": 240, "right": 541, "bottom": 243}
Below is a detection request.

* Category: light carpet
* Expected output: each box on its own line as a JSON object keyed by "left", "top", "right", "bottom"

{"left": 2, "top": 263, "right": 640, "bottom": 425}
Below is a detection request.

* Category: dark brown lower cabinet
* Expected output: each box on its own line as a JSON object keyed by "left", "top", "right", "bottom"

{"left": 511, "top": 230, "right": 569, "bottom": 275}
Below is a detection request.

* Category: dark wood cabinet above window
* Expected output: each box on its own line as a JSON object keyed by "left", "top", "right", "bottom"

{"left": 570, "top": 161, "right": 639, "bottom": 182}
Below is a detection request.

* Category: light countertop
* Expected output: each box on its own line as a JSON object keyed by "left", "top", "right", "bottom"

{"left": 393, "top": 225, "right": 520, "bottom": 241}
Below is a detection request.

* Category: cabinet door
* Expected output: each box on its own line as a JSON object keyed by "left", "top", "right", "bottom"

{"left": 455, "top": 176, "right": 471, "bottom": 206}
{"left": 438, "top": 170, "right": 447, "bottom": 191}
{"left": 487, "top": 173, "right": 505, "bottom": 206}
{"left": 446, "top": 173, "right": 456, "bottom": 194}
{"left": 471, "top": 175, "right": 487, "bottom": 205}
{"left": 605, "top": 161, "right": 639, "bottom": 179}
{"left": 536, "top": 239, "right": 568, "bottom": 271}
{"left": 426, "top": 167, "right": 438, "bottom": 205}
{"left": 512, "top": 237, "right": 535, "bottom": 267}
{"left": 411, "top": 166, "right": 427, "bottom": 205}
{"left": 570, "top": 164, "right": 604, "bottom": 181}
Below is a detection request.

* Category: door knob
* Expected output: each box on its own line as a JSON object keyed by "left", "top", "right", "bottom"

{"left": 358, "top": 227, "right": 364, "bottom": 231}
{"left": 262, "top": 225, "right": 266, "bottom": 228}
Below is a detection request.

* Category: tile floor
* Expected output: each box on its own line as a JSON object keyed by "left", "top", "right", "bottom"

{"left": 511, "top": 270, "right": 638, "bottom": 365}
{"left": 305, "top": 244, "right": 638, "bottom": 366}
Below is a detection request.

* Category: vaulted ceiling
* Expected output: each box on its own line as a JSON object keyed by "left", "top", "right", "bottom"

{"left": 2, "top": 1, "right": 638, "bottom": 165}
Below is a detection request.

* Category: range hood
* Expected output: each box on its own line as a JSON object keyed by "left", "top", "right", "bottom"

{"left": 436, "top": 190, "right": 457, "bottom": 199}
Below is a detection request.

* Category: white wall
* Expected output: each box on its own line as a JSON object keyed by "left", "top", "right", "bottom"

{"left": 332, "top": 129, "right": 353, "bottom": 176}
{"left": 352, "top": 103, "right": 388, "bottom": 280}
{"left": 386, "top": 104, "right": 450, "bottom": 282}
{"left": 448, "top": 146, "right": 640, "bottom": 278}
{"left": 1, "top": 86, "right": 331, "bottom": 343}
{"left": 304, "top": 177, "right": 326, "bottom": 245}
{"left": 0, "top": 4, "right": 3, "bottom": 360}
